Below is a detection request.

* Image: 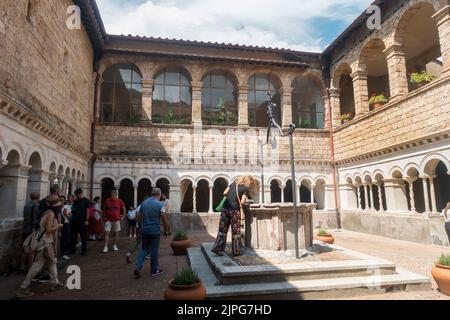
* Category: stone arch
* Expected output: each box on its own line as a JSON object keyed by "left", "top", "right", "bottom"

{"left": 195, "top": 175, "right": 212, "bottom": 186}
{"left": 137, "top": 175, "right": 154, "bottom": 186}
{"left": 359, "top": 38, "right": 391, "bottom": 102}
{"left": 57, "top": 165, "right": 64, "bottom": 177}
{"left": 314, "top": 178, "right": 327, "bottom": 210}
{"left": 151, "top": 63, "right": 193, "bottom": 81}
{"left": 394, "top": 1, "right": 442, "bottom": 91}
{"left": 246, "top": 69, "right": 283, "bottom": 87}
{"left": 6, "top": 143, "right": 25, "bottom": 164}
{"left": 196, "top": 179, "right": 210, "bottom": 213}
{"left": 389, "top": 166, "right": 405, "bottom": 178}
{"left": 0, "top": 149, "right": 25, "bottom": 218}
{"left": 101, "top": 177, "right": 116, "bottom": 205}
{"left": 200, "top": 67, "right": 239, "bottom": 85}
{"left": 405, "top": 163, "right": 421, "bottom": 177}
{"left": 420, "top": 153, "right": 450, "bottom": 175}
{"left": 25, "top": 144, "right": 47, "bottom": 169}
{"left": 118, "top": 175, "right": 136, "bottom": 186}
{"left": 99, "top": 59, "right": 143, "bottom": 80}
{"left": 297, "top": 70, "right": 326, "bottom": 91}
{"left": 119, "top": 178, "right": 135, "bottom": 210}
{"left": 212, "top": 174, "right": 230, "bottom": 184}
{"left": 154, "top": 174, "right": 174, "bottom": 186}
{"left": 0, "top": 135, "right": 6, "bottom": 162}
{"left": 314, "top": 176, "right": 328, "bottom": 185}
{"left": 270, "top": 179, "right": 282, "bottom": 203}
{"left": 180, "top": 178, "right": 194, "bottom": 213}
{"left": 97, "top": 174, "right": 117, "bottom": 186}
{"left": 331, "top": 63, "right": 353, "bottom": 89}
{"left": 179, "top": 175, "right": 195, "bottom": 186}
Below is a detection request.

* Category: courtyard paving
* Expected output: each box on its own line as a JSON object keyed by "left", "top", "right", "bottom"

{"left": 0, "top": 230, "right": 449, "bottom": 300}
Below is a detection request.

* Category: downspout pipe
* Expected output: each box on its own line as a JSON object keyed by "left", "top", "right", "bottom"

{"left": 325, "top": 88, "right": 342, "bottom": 230}
{"left": 89, "top": 71, "right": 100, "bottom": 200}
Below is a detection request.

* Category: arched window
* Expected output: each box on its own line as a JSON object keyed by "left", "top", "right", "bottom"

{"left": 292, "top": 77, "right": 325, "bottom": 129}
{"left": 100, "top": 63, "right": 142, "bottom": 124}
{"left": 248, "top": 74, "right": 281, "bottom": 127}
{"left": 202, "top": 71, "right": 237, "bottom": 126}
{"left": 153, "top": 68, "right": 192, "bottom": 124}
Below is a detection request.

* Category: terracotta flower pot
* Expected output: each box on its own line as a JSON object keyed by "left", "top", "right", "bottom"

{"left": 314, "top": 234, "right": 335, "bottom": 244}
{"left": 164, "top": 281, "right": 207, "bottom": 300}
{"left": 373, "top": 102, "right": 384, "bottom": 109}
{"left": 170, "top": 239, "right": 191, "bottom": 256}
{"left": 432, "top": 263, "right": 450, "bottom": 296}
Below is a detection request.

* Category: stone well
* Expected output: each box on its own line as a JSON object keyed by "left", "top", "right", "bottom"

{"left": 247, "top": 203, "right": 315, "bottom": 251}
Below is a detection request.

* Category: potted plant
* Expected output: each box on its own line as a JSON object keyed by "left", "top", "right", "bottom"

{"left": 170, "top": 229, "right": 191, "bottom": 256}
{"left": 340, "top": 113, "right": 353, "bottom": 124}
{"left": 314, "top": 228, "right": 335, "bottom": 244}
{"left": 410, "top": 71, "right": 435, "bottom": 89}
{"left": 431, "top": 254, "right": 450, "bottom": 296}
{"left": 164, "top": 266, "right": 207, "bottom": 300}
{"left": 369, "top": 93, "right": 388, "bottom": 109}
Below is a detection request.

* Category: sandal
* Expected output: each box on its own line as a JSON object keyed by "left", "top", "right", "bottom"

{"left": 211, "top": 249, "right": 224, "bottom": 256}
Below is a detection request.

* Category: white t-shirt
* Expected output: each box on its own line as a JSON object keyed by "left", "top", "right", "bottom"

{"left": 62, "top": 204, "right": 72, "bottom": 224}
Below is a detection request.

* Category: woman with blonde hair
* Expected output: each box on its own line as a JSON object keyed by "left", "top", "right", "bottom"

{"left": 212, "top": 175, "right": 258, "bottom": 257}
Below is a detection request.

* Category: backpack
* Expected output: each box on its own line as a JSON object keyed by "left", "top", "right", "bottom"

{"left": 22, "top": 211, "right": 52, "bottom": 254}
{"left": 127, "top": 209, "right": 137, "bottom": 220}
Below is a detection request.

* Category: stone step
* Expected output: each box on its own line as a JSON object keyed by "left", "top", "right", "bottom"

{"left": 187, "top": 246, "right": 431, "bottom": 300}
{"left": 205, "top": 270, "right": 431, "bottom": 300}
{"left": 201, "top": 243, "right": 397, "bottom": 285}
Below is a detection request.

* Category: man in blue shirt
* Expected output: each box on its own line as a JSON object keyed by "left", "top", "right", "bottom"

{"left": 134, "top": 188, "right": 169, "bottom": 278}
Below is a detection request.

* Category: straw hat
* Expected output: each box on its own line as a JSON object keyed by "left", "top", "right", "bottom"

{"left": 47, "top": 195, "right": 63, "bottom": 208}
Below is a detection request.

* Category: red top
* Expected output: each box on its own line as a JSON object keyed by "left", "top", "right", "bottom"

{"left": 104, "top": 198, "right": 125, "bottom": 222}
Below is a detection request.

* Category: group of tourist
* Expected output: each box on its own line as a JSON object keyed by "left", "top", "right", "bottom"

{"left": 15, "top": 174, "right": 264, "bottom": 298}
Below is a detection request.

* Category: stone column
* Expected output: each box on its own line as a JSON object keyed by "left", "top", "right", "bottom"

{"left": 322, "top": 90, "right": 331, "bottom": 129}
{"left": 429, "top": 176, "right": 438, "bottom": 214}
{"left": 134, "top": 184, "right": 138, "bottom": 207}
{"left": 95, "top": 77, "right": 103, "bottom": 121}
{"left": 169, "top": 184, "right": 181, "bottom": 213}
{"left": 351, "top": 70, "right": 369, "bottom": 116}
{"left": 384, "top": 44, "right": 408, "bottom": 100}
{"left": 433, "top": 6, "right": 450, "bottom": 75}
{"left": 368, "top": 183, "right": 374, "bottom": 211}
{"left": 191, "top": 81, "right": 203, "bottom": 125}
{"left": 281, "top": 87, "right": 293, "bottom": 128}
{"left": 310, "top": 184, "right": 315, "bottom": 204}
{"left": 383, "top": 178, "right": 409, "bottom": 212}
{"left": 192, "top": 185, "right": 198, "bottom": 213}
{"left": 329, "top": 88, "right": 341, "bottom": 128}
{"left": 420, "top": 177, "right": 431, "bottom": 214}
{"left": 374, "top": 182, "right": 384, "bottom": 212}
{"left": 0, "top": 164, "right": 30, "bottom": 219}
{"left": 208, "top": 185, "right": 214, "bottom": 213}
{"left": 324, "top": 184, "right": 335, "bottom": 210}
{"left": 264, "top": 186, "right": 271, "bottom": 205}
{"left": 57, "top": 174, "right": 64, "bottom": 191}
{"left": 280, "top": 185, "right": 285, "bottom": 203}
{"left": 355, "top": 183, "right": 362, "bottom": 210}
{"left": 141, "top": 79, "right": 154, "bottom": 122}
{"left": 363, "top": 183, "right": 369, "bottom": 211}
{"left": 404, "top": 176, "right": 417, "bottom": 213}
{"left": 296, "top": 186, "right": 300, "bottom": 205}
{"left": 237, "top": 85, "right": 249, "bottom": 128}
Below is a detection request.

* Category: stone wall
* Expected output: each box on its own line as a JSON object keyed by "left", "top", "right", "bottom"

{"left": 333, "top": 77, "right": 450, "bottom": 162}
{"left": 0, "top": 0, "right": 94, "bottom": 149}
{"left": 95, "top": 124, "right": 331, "bottom": 164}
{"left": 341, "top": 211, "right": 449, "bottom": 247}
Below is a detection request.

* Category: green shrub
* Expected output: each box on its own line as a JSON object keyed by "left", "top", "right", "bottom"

{"left": 410, "top": 71, "right": 435, "bottom": 85}
{"left": 369, "top": 94, "right": 388, "bottom": 107}
{"left": 438, "top": 254, "right": 450, "bottom": 266}
{"left": 174, "top": 229, "right": 188, "bottom": 241}
{"left": 172, "top": 267, "right": 200, "bottom": 286}
{"left": 318, "top": 228, "right": 330, "bottom": 236}
{"left": 340, "top": 113, "right": 352, "bottom": 121}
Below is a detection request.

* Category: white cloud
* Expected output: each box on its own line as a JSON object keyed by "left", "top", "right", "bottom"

{"left": 96, "top": 0, "right": 373, "bottom": 51}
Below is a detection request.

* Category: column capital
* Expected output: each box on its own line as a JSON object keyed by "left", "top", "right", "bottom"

{"left": 419, "top": 174, "right": 431, "bottom": 180}
{"left": 238, "top": 84, "right": 249, "bottom": 93}
{"left": 191, "top": 81, "right": 203, "bottom": 90}
{"left": 280, "top": 87, "right": 293, "bottom": 95}
{"left": 403, "top": 176, "right": 418, "bottom": 184}
{"left": 432, "top": 5, "right": 450, "bottom": 26}
{"left": 383, "top": 43, "right": 405, "bottom": 57}
{"left": 329, "top": 87, "right": 341, "bottom": 98}
{"left": 141, "top": 79, "right": 154, "bottom": 88}
{"left": 350, "top": 69, "right": 368, "bottom": 80}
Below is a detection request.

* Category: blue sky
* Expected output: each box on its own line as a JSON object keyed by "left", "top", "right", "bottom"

{"left": 96, "top": 0, "right": 373, "bottom": 52}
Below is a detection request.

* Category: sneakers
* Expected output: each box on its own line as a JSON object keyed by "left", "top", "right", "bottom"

{"left": 134, "top": 270, "right": 140, "bottom": 279}
{"left": 16, "top": 288, "right": 35, "bottom": 298}
{"left": 126, "top": 253, "right": 132, "bottom": 264}
{"left": 113, "top": 245, "right": 119, "bottom": 252}
{"left": 151, "top": 269, "right": 164, "bottom": 277}
{"left": 38, "top": 274, "right": 50, "bottom": 283}
{"left": 62, "top": 255, "right": 71, "bottom": 260}
{"left": 103, "top": 246, "right": 109, "bottom": 253}
{"left": 145, "top": 254, "right": 151, "bottom": 260}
